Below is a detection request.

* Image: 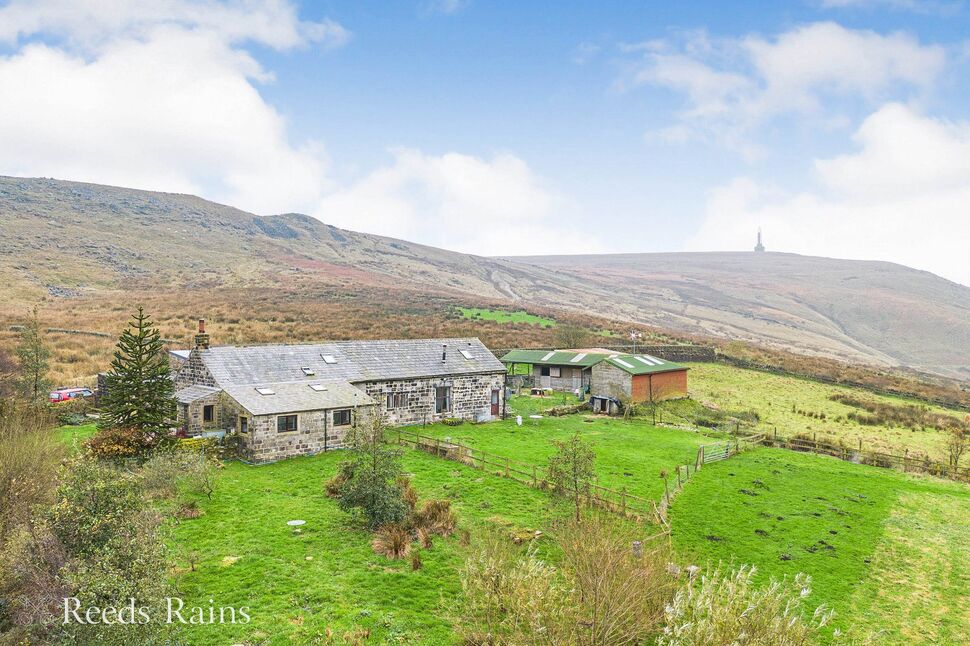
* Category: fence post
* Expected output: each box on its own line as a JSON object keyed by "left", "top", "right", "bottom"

{"left": 677, "top": 466, "right": 682, "bottom": 488}
{"left": 621, "top": 488, "right": 627, "bottom": 515}
{"left": 532, "top": 465, "right": 537, "bottom": 487}
{"left": 505, "top": 457, "right": 510, "bottom": 477}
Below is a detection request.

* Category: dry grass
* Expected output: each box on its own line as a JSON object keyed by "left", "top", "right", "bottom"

{"left": 371, "top": 523, "right": 412, "bottom": 560}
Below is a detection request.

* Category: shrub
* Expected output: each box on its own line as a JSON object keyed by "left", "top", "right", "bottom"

{"left": 88, "top": 425, "right": 164, "bottom": 459}
{"left": 458, "top": 513, "right": 674, "bottom": 645}
{"left": 415, "top": 499, "right": 458, "bottom": 537}
{"left": 372, "top": 524, "right": 412, "bottom": 560}
{"left": 410, "top": 550, "right": 423, "bottom": 571}
{"left": 658, "top": 565, "right": 833, "bottom": 646}
{"left": 442, "top": 417, "right": 465, "bottom": 426}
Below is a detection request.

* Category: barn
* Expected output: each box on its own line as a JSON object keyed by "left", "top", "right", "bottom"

{"left": 500, "top": 348, "right": 688, "bottom": 413}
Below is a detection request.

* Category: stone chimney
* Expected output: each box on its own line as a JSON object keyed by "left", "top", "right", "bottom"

{"left": 441, "top": 343, "right": 448, "bottom": 363}
{"left": 194, "top": 318, "right": 210, "bottom": 350}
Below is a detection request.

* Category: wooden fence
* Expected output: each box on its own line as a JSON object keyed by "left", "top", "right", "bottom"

{"left": 752, "top": 431, "right": 970, "bottom": 483}
{"left": 395, "top": 428, "right": 656, "bottom": 520}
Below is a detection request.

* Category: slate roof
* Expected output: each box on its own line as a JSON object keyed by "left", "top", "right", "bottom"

{"left": 223, "top": 380, "right": 375, "bottom": 416}
{"left": 500, "top": 348, "right": 686, "bottom": 375}
{"left": 197, "top": 338, "right": 505, "bottom": 387}
{"left": 175, "top": 384, "right": 222, "bottom": 404}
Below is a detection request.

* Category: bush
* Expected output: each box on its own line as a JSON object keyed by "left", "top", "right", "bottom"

{"left": 415, "top": 499, "right": 458, "bottom": 537}
{"left": 442, "top": 417, "right": 465, "bottom": 426}
{"left": 658, "top": 565, "right": 833, "bottom": 646}
{"left": 87, "top": 425, "right": 165, "bottom": 459}
{"left": 372, "top": 524, "right": 412, "bottom": 560}
{"left": 458, "top": 513, "right": 674, "bottom": 645}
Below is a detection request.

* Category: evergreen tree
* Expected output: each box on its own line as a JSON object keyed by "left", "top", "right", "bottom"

{"left": 16, "top": 306, "right": 51, "bottom": 403}
{"left": 99, "top": 308, "right": 175, "bottom": 441}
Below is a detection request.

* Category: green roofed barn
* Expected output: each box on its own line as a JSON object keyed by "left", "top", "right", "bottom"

{"left": 500, "top": 348, "right": 688, "bottom": 414}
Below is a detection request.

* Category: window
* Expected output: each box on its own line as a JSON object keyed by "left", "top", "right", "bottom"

{"left": 301, "top": 367, "right": 315, "bottom": 376}
{"left": 238, "top": 416, "right": 249, "bottom": 434}
{"left": 321, "top": 354, "right": 337, "bottom": 364}
{"left": 309, "top": 383, "right": 327, "bottom": 392}
{"left": 435, "top": 386, "right": 452, "bottom": 414}
{"left": 549, "top": 366, "right": 561, "bottom": 378}
{"left": 333, "top": 409, "right": 352, "bottom": 426}
{"left": 256, "top": 387, "right": 275, "bottom": 395}
{"left": 386, "top": 393, "right": 408, "bottom": 409}
{"left": 540, "top": 366, "right": 550, "bottom": 377}
{"left": 203, "top": 404, "right": 214, "bottom": 423}
{"left": 277, "top": 414, "right": 298, "bottom": 433}
{"left": 459, "top": 348, "right": 474, "bottom": 360}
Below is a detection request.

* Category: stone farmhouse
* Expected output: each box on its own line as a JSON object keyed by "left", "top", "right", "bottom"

{"left": 500, "top": 348, "right": 688, "bottom": 414}
{"left": 171, "top": 322, "right": 506, "bottom": 463}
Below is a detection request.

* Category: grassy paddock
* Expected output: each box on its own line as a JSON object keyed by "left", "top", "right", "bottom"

{"left": 418, "top": 395, "right": 726, "bottom": 501}
{"left": 168, "top": 449, "right": 573, "bottom": 645}
{"left": 689, "top": 362, "right": 967, "bottom": 464}
{"left": 457, "top": 307, "right": 555, "bottom": 328}
{"left": 669, "top": 446, "right": 970, "bottom": 643}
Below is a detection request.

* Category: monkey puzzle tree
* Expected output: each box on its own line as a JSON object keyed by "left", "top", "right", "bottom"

{"left": 97, "top": 307, "right": 175, "bottom": 453}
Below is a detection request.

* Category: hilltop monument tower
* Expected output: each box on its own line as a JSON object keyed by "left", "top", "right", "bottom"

{"left": 754, "top": 228, "right": 765, "bottom": 252}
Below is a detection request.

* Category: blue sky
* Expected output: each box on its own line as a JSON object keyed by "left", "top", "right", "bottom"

{"left": 1, "top": 0, "right": 969, "bottom": 284}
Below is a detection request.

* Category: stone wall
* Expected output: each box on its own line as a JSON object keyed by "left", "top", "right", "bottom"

{"left": 359, "top": 372, "right": 506, "bottom": 426}
{"left": 173, "top": 351, "right": 216, "bottom": 390}
{"left": 240, "top": 404, "right": 376, "bottom": 463}
{"left": 177, "top": 391, "right": 223, "bottom": 436}
{"left": 590, "top": 362, "right": 632, "bottom": 399}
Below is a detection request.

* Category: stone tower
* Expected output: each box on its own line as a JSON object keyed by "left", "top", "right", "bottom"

{"left": 754, "top": 228, "right": 765, "bottom": 252}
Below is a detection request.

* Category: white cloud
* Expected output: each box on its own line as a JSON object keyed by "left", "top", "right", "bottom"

{"left": 316, "top": 149, "right": 598, "bottom": 256}
{"left": 628, "top": 22, "right": 945, "bottom": 154}
{"left": 0, "top": 0, "right": 350, "bottom": 51}
{"left": 0, "top": 0, "right": 592, "bottom": 256}
{"left": 687, "top": 104, "right": 970, "bottom": 286}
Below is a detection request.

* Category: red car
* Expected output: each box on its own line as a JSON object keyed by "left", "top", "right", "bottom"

{"left": 49, "top": 387, "right": 94, "bottom": 403}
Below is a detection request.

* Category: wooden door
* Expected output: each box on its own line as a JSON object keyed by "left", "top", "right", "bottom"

{"left": 490, "top": 389, "right": 500, "bottom": 416}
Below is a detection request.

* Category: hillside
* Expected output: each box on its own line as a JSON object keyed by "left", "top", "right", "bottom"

{"left": 2, "top": 176, "right": 969, "bottom": 379}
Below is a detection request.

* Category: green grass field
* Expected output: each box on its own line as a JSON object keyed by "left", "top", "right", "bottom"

{"left": 457, "top": 307, "right": 555, "bottom": 328}
{"left": 58, "top": 422, "right": 97, "bottom": 450}
{"left": 168, "top": 449, "right": 578, "bottom": 645}
{"left": 418, "top": 395, "right": 726, "bottom": 502}
{"left": 688, "top": 363, "right": 967, "bottom": 464}
{"left": 670, "top": 447, "right": 970, "bottom": 644}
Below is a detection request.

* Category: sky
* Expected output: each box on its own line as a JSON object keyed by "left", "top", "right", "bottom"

{"left": 1, "top": 1, "right": 969, "bottom": 286}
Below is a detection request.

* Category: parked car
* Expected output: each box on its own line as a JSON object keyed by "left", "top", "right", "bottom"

{"left": 49, "top": 387, "right": 94, "bottom": 403}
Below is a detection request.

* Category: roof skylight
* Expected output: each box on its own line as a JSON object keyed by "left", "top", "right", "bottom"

{"left": 321, "top": 354, "right": 337, "bottom": 364}
{"left": 301, "top": 367, "right": 316, "bottom": 376}
{"left": 570, "top": 353, "right": 587, "bottom": 363}
{"left": 613, "top": 358, "right": 635, "bottom": 369}
{"left": 459, "top": 349, "right": 474, "bottom": 360}
{"left": 255, "top": 387, "right": 276, "bottom": 395}
{"left": 541, "top": 351, "right": 556, "bottom": 361}
{"left": 308, "top": 384, "right": 327, "bottom": 392}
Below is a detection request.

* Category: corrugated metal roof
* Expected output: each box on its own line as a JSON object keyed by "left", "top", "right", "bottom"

{"left": 175, "top": 384, "right": 221, "bottom": 404}
{"left": 499, "top": 349, "right": 607, "bottom": 367}
{"left": 223, "top": 380, "right": 375, "bottom": 416}
{"left": 500, "top": 349, "right": 687, "bottom": 375}
{"left": 198, "top": 337, "right": 504, "bottom": 387}
{"left": 604, "top": 354, "right": 687, "bottom": 375}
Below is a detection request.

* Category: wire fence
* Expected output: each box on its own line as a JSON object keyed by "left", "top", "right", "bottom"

{"left": 394, "top": 428, "right": 657, "bottom": 521}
